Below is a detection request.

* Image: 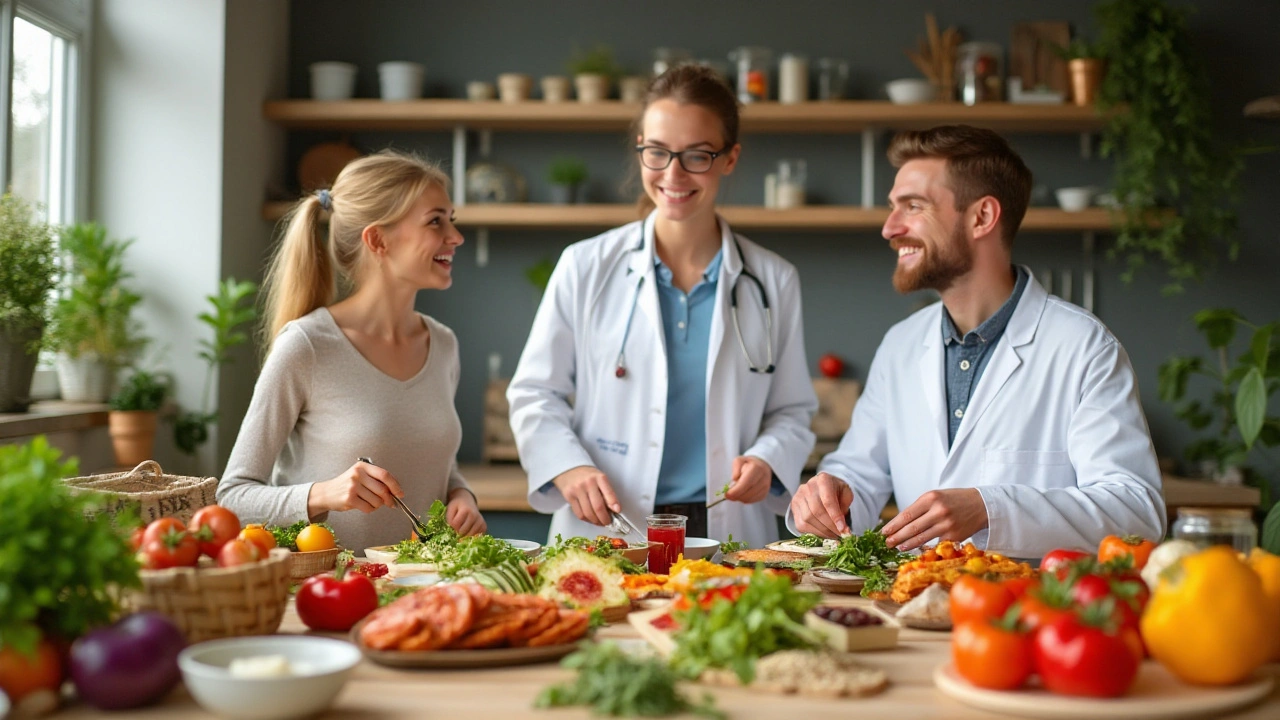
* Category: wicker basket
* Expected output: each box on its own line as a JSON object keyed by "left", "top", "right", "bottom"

{"left": 126, "top": 548, "right": 293, "bottom": 643}
{"left": 290, "top": 547, "right": 342, "bottom": 581}
{"left": 64, "top": 460, "right": 218, "bottom": 524}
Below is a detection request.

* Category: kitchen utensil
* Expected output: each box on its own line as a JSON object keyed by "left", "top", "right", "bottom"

{"left": 608, "top": 509, "right": 643, "bottom": 540}
{"left": 358, "top": 457, "right": 431, "bottom": 538}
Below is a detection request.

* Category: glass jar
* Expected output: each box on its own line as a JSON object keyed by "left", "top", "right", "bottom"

{"left": 728, "top": 46, "right": 772, "bottom": 103}
{"left": 776, "top": 159, "right": 806, "bottom": 208}
{"left": 652, "top": 47, "right": 691, "bottom": 77}
{"left": 815, "top": 58, "right": 849, "bottom": 100}
{"left": 1172, "top": 507, "right": 1257, "bottom": 555}
{"left": 959, "top": 41, "right": 1003, "bottom": 105}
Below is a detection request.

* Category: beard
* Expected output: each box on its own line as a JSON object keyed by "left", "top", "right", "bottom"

{"left": 892, "top": 223, "right": 974, "bottom": 294}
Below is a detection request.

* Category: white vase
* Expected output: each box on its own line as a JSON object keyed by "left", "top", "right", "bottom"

{"left": 55, "top": 352, "right": 113, "bottom": 403}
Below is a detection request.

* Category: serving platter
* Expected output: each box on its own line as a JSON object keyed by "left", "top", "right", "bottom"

{"left": 349, "top": 616, "right": 581, "bottom": 669}
{"left": 766, "top": 538, "right": 838, "bottom": 557}
{"left": 933, "top": 662, "right": 1273, "bottom": 720}
{"left": 872, "top": 600, "right": 951, "bottom": 631}
{"left": 805, "top": 568, "right": 866, "bottom": 594}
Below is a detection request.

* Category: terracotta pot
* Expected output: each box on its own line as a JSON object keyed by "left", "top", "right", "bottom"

{"left": 540, "top": 75, "right": 570, "bottom": 103}
{"left": 1068, "top": 58, "right": 1104, "bottom": 107}
{"left": 109, "top": 410, "right": 158, "bottom": 467}
{"left": 496, "top": 73, "right": 532, "bottom": 103}
{"left": 574, "top": 74, "right": 610, "bottom": 103}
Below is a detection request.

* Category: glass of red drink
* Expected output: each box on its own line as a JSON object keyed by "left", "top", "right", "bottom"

{"left": 646, "top": 514, "right": 686, "bottom": 574}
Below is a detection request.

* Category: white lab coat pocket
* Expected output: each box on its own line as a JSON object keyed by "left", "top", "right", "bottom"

{"left": 981, "top": 449, "right": 1074, "bottom": 489}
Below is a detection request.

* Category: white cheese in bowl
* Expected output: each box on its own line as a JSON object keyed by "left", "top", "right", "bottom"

{"left": 228, "top": 654, "right": 293, "bottom": 678}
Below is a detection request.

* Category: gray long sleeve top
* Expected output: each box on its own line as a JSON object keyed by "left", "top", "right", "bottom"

{"left": 217, "top": 308, "right": 470, "bottom": 554}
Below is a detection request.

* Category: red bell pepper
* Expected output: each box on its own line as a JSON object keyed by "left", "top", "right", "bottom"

{"left": 295, "top": 562, "right": 379, "bottom": 632}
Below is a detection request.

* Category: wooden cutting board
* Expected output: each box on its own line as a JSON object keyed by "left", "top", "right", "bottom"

{"left": 298, "top": 140, "right": 362, "bottom": 191}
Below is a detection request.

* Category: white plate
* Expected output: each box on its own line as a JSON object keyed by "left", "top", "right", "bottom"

{"left": 933, "top": 662, "right": 1273, "bottom": 719}
{"left": 500, "top": 538, "right": 542, "bottom": 558}
{"left": 363, "top": 545, "right": 403, "bottom": 565}
{"left": 767, "top": 538, "right": 839, "bottom": 557}
{"left": 391, "top": 573, "right": 442, "bottom": 587}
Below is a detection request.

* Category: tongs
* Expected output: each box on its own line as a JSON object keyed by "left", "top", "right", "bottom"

{"left": 358, "top": 457, "right": 431, "bottom": 539}
{"left": 608, "top": 509, "right": 644, "bottom": 542}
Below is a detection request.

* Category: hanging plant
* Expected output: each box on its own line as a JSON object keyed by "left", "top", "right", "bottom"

{"left": 1095, "top": 0, "right": 1243, "bottom": 292}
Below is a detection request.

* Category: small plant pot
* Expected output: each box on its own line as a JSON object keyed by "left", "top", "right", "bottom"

{"left": 497, "top": 73, "right": 532, "bottom": 103}
{"left": 55, "top": 352, "right": 113, "bottom": 402}
{"left": 377, "top": 61, "right": 425, "bottom": 101}
{"left": 574, "top": 73, "right": 610, "bottom": 103}
{"left": 309, "top": 62, "right": 357, "bottom": 101}
{"left": 541, "top": 75, "right": 571, "bottom": 102}
{"left": 619, "top": 75, "right": 649, "bottom": 103}
{"left": 0, "top": 323, "right": 42, "bottom": 413}
{"left": 466, "top": 81, "right": 495, "bottom": 101}
{"left": 549, "top": 183, "right": 581, "bottom": 205}
{"left": 1068, "top": 58, "right": 1105, "bottom": 107}
{"left": 109, "top": 410, "right": 158, "bottom": 468}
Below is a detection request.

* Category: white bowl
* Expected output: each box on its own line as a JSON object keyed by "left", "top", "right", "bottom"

{"left": 886, "top": 78, "right": 936, "bottom": 104}
{"left": 500, "top": 538, "right": 542, "bottom": 558}
{"left": 178, "top": 636, "right": 361, "bottom": 720}
{"left": 681, "top": 537, "right": 721, "bottom": 561}
{"left": 390, "top": 573, "right": 441, "bottom": 587}
{"left": 363, "top": 545, "right": 399, "bottom": 564}
{"left": 1055, "top": 186, "right": 1096, "bottom": 212}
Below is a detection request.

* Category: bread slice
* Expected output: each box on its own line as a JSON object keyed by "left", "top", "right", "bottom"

{"left": 721, "top": 549, "right": 814, "bottom": 570}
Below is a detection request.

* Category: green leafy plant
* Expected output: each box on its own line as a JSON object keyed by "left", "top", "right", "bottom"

{"left": 547, "top": 156, "right": 588, "bottom": 187}
{"left": 0, "top": 436, "right": 141, "bottom": 654}
{"left": 44, "top": 223, "right": 145, "bottom": 365}
{"left": 1095, "top": 0, "right": 1243, "bottom": 292}
{"left": 566, "top": 44, "right": 623, "bottom": 80}
{"left": 0, "top": 192, "right": 57, "bottom": 335}
{"left": 823, "top": 526, "right": 915, "bottom": 596}
{"left": 108, "top": 369, "right": 170, "bottom": 411}
{"left": 524, "top": 258, "right": 555, "bottom": 294}
{"left": 174, "top": 278, "right": 258, "bottom": 454}
{"left": 1158, "top": 309, "right": 1279, "bottom": 510}
{"left": 536, "top": 641, "right": 724, "bottom": 718}
{"left": 718, "top": 533, "right": 747, "bottom": 555}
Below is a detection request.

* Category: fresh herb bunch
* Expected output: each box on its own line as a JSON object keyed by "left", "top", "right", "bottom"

{"left": 718, "top": 533, "right": 747, "bottom": 555}
{"left": 0, "top": 193, "right": 57, "bottom": 335}
{"left": 793, "top": 533, "right": 826, "bottom": 548}
{"left": 436, "top": 535, "right": 525, "bottom": 580}
{"left": 823, "top": 528, "right": 913, "bottom": 596}
{"left": 268, "top": 520, "right": 336, "bottom": 551}
{"left": 535, "top": 641, "right": 724, "bottom": 719}
{"left": 109, "top": 369, "right": 170, "bottom": 411}
{"left": 0, "top": 436, "right": 142, "bottom": 654}
{"left": 669, "top": 571, "right": 822, "bottom": 684}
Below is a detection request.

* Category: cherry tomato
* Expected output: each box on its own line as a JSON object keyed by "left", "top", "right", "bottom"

{"left": 238, "top": 523, "right": 277, "bottom": 555}
{"left": 0, "top": 639, "right": 63, "bottom": 705}
{"left": 950, "top": 575, "right": 1017, "bottom": 626}
{"left": 140, "top": 530, "right": 200, "bottom": 569}
{"left": 1098, "top": 534, "right": 1156, "bottom": 571}
{"left": 818, "top": 353, "right": 845, "bottom": 378}
{"left": 1033, "top": 606, "right": 1140, "bottom": 697}
{"left": 1040, "top": 548, "right": 1091, "bottom": 576}
{"left": 216, "top": 539, "right": 261, "bottom": 568}
{"left": 190, "top": 505, "right": 242, "bottom": 558}
{"left": 295, "top": 563, "right": 379, "bottom": 632}
{"left": 952, "top": 619, "right": 1033, "bottom": 690}
{"left": 140, "top": 517, "right": 186, "bottom": 547}
{"left": 128, "top": 526, "right": 146, "bottom": 552}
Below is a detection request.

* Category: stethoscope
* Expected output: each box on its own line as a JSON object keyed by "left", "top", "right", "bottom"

{"left": 614, "top": 235, "right": 774, "bottom": 378}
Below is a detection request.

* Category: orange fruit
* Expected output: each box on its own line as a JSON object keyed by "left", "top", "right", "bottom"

{"left": 238, "top": 524, "right": 277, "bottom": 555}
{"left": 295, "top": 524, "right": 336, "bottom": 552}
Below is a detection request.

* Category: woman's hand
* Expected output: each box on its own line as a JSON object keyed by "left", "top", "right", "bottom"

{"left": 308, "top": 460, "right": 404, "bottom": 517}
{"left": 723, "top": 456, "right": 774, "bottom": 504}
{"left": 552, "top": 466, "right": 620, "bottom": 526}
{"left": 446, "top": 488, "right": 487, "bottom": 536}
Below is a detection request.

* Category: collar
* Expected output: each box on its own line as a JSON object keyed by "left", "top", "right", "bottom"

{"left": 627, "top": 210, "right": 743, "bottom": 280}
{"left": 942, "top": 265, "right": 1030, "bottom": 345}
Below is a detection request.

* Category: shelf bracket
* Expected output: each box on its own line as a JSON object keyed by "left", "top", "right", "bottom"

{"left": 452, "top": 124, "right": 467, "bottom": 206}
{"left": 1081, "top": 231, "right": 1096, "bottom": 313}
{"left": 476, "top": 227, "right": 490, "bottom": 267}
{"left": 860, "top": 127, "right": 876, "bottom": 208}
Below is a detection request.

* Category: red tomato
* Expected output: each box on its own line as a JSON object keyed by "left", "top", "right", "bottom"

{"left": 1098, "top": 534, "right": 1156, "bottom": 571}
{"left": 952, "top": 620, "right": 1034, "bottom": 690}
{"left": 1040, "top": 548, "right": 1091, "bottom": 575}
{"left": 140, "top": 517, "right": 186, "bottom": 547}
{"left": 0, "top": 639, "right": 63, "bottom": 704}
{"left": 1033, "top": 609, "right": 1140, "bottom": 697}
{"left": 190, "top": 506, "right": 242, "bottom": 558}
{"left": 1002, "top": 576, "right": 1037, "bottom": 601}
{"left": 817, "top": 353, "right": 845, "bottom": 378}
{"left": 216, "top": 539, "right": 261, "bottom": 568}
{"left": 950, "top": 575, "right": 1016, "bottom": 626}
{"left": 128, "top": 526, "right": 146, "bottom": 552}
{"left": 295, "top": 564, "right": 379, "bottom": 632}
{"left": 1069, "top": 574, "right": 1147, "bottom": 660}
{"left": 1018, "top": 575, "right": 1076, "bottom": 633}
{"left": 140, "top": 532, "right": 201, "bottom": 569}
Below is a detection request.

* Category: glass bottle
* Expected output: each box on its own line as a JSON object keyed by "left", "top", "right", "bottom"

{"left": 1172, "top": 507, "right": 1258, "bottom": 555}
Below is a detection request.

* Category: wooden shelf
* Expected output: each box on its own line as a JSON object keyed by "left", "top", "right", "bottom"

{"left": 0, "top": 401, "right": 108, "bottom": 440}
{"left": 262, "top": 99, "right": 1110, "bottom": 134}
{"left": 261, "top": 202, "right": 1123, "bottom": 232}
{"left": 1244, "top": 95, "right": 1280, "bottom": 120}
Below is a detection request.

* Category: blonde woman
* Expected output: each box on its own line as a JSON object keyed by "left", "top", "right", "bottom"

{"left": 219, "top": 151, "right": 485, "bottom": 552}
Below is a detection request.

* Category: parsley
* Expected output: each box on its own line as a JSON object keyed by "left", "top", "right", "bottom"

{"left": 822, "top": 528, "right": 913, "bottom": 597}
{"left": 718, "top": 533, "right": 747, "bottom": 555}
{"left": 390, "top": 500, "right": 460, "bottom": 563}
{"left": 535, "top": 641, "right": 724, "bottom": 719}
{"left": 793, "top": 533, "right": 825, "bottom": 548}
{"left": 669, "top": 571, "right": 822, "bottom": 684}
{"left": 268, "top": 520, "right": 336, "bottom": 551}
{"left": 717, "top": 481, "right": 730, "bottom": 497}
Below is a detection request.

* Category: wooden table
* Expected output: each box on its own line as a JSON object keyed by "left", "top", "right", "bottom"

{"left": 55, "top": 584, "right": 1280, "bottom": 719}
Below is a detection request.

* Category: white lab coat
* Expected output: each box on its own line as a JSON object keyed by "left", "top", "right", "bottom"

{"left": 788, "top": 270, "right": 1166, "bottom": 557}
{"left": 509, "top": 212, "right": 817, "bottom": 549}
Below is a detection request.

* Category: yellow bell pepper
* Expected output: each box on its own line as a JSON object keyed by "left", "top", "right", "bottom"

{"left": 1247, "top": 548, "right": 1280, "bottom": 662}
{"left": 1141, "top": 545, "right": 1276, "bottom": 686}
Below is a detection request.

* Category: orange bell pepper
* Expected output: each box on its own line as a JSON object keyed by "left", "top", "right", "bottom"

{"left": 1098, "top": 534, "right": 1156, "bottom": 570}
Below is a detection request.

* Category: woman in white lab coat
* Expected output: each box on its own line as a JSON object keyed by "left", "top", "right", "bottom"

{"left": 508, "top": 65, "right": 817, "bottom": 549}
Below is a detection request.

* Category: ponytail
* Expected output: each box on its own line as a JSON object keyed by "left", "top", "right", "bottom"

{"left": 261, "top": 194, "right": 335, "bottom": 353}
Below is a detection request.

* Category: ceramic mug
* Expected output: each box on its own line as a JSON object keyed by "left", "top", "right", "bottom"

{"left": 310, "top": 62, "right": 357, "bottom": 101}
{"left": 377, "top": 61, "right": 425, "bottom": 101}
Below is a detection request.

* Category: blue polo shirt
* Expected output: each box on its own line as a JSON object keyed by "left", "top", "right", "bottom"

{"left": 654, "top": 250, "right": 722, "bottom": 505}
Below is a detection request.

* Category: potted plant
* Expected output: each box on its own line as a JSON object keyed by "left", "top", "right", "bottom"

{"left": 1157, "top": 308, "right": 1279, "bottom": 548}
{"left": 1053, "top": 38, "right": 1104, "bottom": 107}
{"left": 174, "top": 278, "right": 258, "bottom": 456}
{"left": 44, "top": 223, "right": 146, "bottom": 402}
{"left": 547, "top": 157, "right": 588, "bottom": 204}
{"left": 1094, "top": 0, "right": 1243, "bottom": 292}
{"left": 567, "top": 44, "right": 622, "bottom": 103}
{"left": 0, "top": 193, "right": 58, "bottom": 412}
{"left": 108, "top": 369, "right": 170, "bottom": 467}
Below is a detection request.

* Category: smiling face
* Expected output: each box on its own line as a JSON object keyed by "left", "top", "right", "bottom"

{"left": 883, "top": 158, "right": 975, "bottom": 294}
{"left": 378, "top": 183, "right": 463, "bottom": 291}
{"left": 638, "top": 98, "right": 740, "bottom": 223}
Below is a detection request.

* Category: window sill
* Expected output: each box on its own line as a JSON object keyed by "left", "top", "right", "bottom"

{"left": 0, "top": 400, "right": 109, "bottom": 440}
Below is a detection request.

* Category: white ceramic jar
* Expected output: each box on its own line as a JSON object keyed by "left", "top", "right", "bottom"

{"left": 310, "top": 62, "right": 357, "bottom": 101}
{"left": 377, "top": 62, "right": 425, "bottom": 101}
{"left": 779, "top": 54, "right": 809, "bottom": 104}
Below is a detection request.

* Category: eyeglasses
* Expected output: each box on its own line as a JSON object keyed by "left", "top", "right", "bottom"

{"left": 635, "top": 145, "right": 728, "bottom": 174}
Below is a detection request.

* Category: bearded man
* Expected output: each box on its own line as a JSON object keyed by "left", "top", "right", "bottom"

{"left": 789, "top": 125, "right": 1166, "bottom": 557}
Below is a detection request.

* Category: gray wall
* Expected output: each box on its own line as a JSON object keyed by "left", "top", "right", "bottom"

{"left": 283, "top": 0, "right": 1280, "bottom": 489}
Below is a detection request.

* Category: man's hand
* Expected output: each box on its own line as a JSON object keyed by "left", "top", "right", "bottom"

{"left": 723, "top": 456, "right": 773, "bottom": 504}
{"left": 552, "top": 466, "right": 620, "bottom": 526}
{"left": 790, "top": 472, "right": 853, "bottom": 538}
{"left": 881, "top": 488, "right": 988, "bottom": 550}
